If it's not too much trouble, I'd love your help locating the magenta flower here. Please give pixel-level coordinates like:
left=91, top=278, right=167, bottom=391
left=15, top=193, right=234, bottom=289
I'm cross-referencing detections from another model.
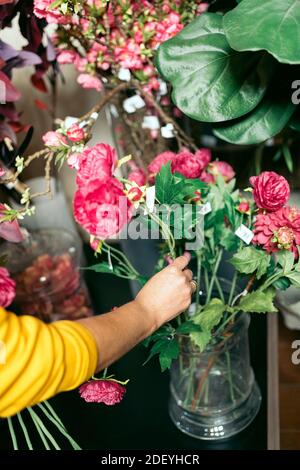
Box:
left=250, top=171, right=290, bottom=212
left=66, top=124, right=85, bottom=143
left=79, top=379, right=126, bottom=405
left=128, top=168, right=146, bottom=186
left=171, top=150, right=207, bottom=179
left=0, top=267, right=16, bottom=308
left=76, top=143, right=117, bottom=186
left=147, top=151, right=176, bottom=182
left=77, top=73, right=103, bottom=92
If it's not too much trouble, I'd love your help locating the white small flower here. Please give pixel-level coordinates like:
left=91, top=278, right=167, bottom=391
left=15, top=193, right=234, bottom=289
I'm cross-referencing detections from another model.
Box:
left=20, top=188, right=30, bottom=205
left=15, top=156, right=24, bottom=173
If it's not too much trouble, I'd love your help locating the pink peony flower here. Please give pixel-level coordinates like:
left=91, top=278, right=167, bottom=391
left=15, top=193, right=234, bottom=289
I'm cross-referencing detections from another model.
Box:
left=209, top=161, right=235, bottom=182
left=67, top=152, right=81, bottom=170
left=128, top=168, right=146, bottom=186
left=0, top=205, right=24, bottom=243
left=253, top=206, right=300, bottom=257
left=57, top=50, right=77, bottom=64
left=73, top=177, right=132, bottom=239
left=147, top=151, right=176, bottom=183
left=250, top=171, right=290, bottom=212
left=0, top=267, right=16, bottom=308
left=195, top=148, right=211, bottom=168
left=171, top=150, right=207, bottom=179
left=77, top=74, right=103, bottom=92
left=66, top=124, right=85, bottom=143
left=79, top=379, right=126, bottom=405
left=76, top=144, right=117, bottom=186
left=42, top=131, right=67, bottom=148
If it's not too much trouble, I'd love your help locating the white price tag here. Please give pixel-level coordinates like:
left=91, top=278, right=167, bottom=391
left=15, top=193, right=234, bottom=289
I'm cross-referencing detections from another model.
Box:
left=145, top=186, right=156, bottom=213
left=158, top=79, right=168, bottom=96
left=235, top=224, right=254, bottom=245
left=118, top=68, right=131, bottom=82
left=161, top=123, right=174, bottom=138
left=199, top=202, right=212, bottom=215
left=142, top=116, right=160, bottom=130
left=123, top=95, right=145, bottom=114
left=64, top=116, right=78, bottom=129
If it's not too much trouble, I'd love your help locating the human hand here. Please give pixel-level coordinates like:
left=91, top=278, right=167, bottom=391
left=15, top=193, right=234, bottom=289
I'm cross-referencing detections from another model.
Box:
left=135, top=254, right=195, bottom=331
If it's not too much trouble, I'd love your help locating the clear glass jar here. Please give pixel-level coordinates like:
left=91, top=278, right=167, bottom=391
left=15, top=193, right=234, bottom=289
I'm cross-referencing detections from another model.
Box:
left=1, top=228, right=93, bottom=322
left=169, top=282, right=262, bottom=440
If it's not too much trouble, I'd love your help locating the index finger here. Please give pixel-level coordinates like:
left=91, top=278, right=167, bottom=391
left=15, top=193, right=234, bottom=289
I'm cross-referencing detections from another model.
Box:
left=172, top=253, right=191, bottom=271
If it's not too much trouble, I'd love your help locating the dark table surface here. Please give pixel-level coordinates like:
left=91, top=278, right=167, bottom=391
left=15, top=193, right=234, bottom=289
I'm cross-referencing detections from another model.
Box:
left=0, top=246, right=267, bottom=450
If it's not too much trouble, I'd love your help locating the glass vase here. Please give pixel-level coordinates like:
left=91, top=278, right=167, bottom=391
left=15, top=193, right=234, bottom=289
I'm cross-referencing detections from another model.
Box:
left=169, top=312, right=261, bottom=440
left=1, top=228, right=93, bottom=322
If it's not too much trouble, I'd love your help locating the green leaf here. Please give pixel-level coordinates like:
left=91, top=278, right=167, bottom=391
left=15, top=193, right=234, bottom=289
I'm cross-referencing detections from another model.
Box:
left=176, top=321, right=202, bottom=334
left=159, top=339, right=180, bottom=372
left=273, top=277, right=292, bottom=291
left=223, top=0, right=300, bottom=65
left=229, top=246, right=271, bottom=279
left=286, top=271, right=300, bottom=288
left=275, top=250, right=295, bottom=274
left=282, top=144, right=294, bottom=173
left=190, top=330, right=212, bottom=352
left=85, top=262, right=123, bottom=277
left=155, top=161, right=173, bottom=204
left=192, top=298, right=226, bottom=331
left=143, top=324, right=174, bottom=348
left=213, top=76, right=296, bottom=144
left=156, top=13, right=274, bottom=123
left=220, top=229, right=240, bottom=252
left=237, top=288, right=277, bottom=313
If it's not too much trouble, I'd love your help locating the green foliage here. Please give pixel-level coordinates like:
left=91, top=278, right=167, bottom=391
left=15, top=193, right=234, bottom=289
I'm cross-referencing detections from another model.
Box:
left=229, top=246, right=271, bottom=279
left=157, top=3, right=300, bottom=144
left=236, top=288, right=277, bottom=313
left=155, top=162, right=206, bottom=205
left=190, top=299, right=227, bottom=351
left=275, top=251, right=295, bottom=274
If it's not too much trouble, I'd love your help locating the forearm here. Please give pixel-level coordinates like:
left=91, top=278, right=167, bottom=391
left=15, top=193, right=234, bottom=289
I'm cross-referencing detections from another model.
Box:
left=77, top=300, right=155, bottom=372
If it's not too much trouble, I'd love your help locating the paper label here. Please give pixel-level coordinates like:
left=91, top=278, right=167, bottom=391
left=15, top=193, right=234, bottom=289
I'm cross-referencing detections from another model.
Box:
left=199, top=202, right=212, bottom=215
left=161, top=123, right=174, bottom=138
left=158, top=79, right=168, bottom=96
left=142, top=116, right=160, bottom=130
left=235, top=224, right=254, bottom=245
left=146, top=186, right=156, bottom=213
left=64, top=116, right=78, bottom=129
left=123, top=95, right=145, bottom=114
left=118, top=68, right=131, bottom=82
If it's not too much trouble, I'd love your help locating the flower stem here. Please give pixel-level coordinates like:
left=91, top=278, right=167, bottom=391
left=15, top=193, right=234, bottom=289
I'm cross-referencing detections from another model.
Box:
left=195, top=251, right=202, bottom=312
left=206, top=249, right=223, bottom=304
left=17, top=412, right=33, bottom=450
left=7, top=417, right=18, bottom=450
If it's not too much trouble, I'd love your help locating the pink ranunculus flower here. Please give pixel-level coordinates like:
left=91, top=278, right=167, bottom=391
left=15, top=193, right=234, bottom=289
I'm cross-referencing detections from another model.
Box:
left=250, top=171, right=290, bottom=212
left=209, top=161, right=235, bottom=182
left=57, top=50, right=77, bottom=64
left=67, top=152, right=81, bottom=170
left=79, top=379, right=126, bottom=405
left=0, top=267, right=16, bottom=308
left=171, top=150, right=207, bottom=179
left=0, top=204, right=24, bottom=243
left=253, top=206, right=300, bottom=257
left=147, top=151, right=176, bottom=183
left=73, top=177, right=132, bottom=239
left=77, top=73, right=103, bottom=92
left=42, top=131, right=67, bottom=148
left=128, top=168, right=146, bottom=186
left=76, top=144, right=117, bottom=186
left=66, top=124, right=85, bottom=143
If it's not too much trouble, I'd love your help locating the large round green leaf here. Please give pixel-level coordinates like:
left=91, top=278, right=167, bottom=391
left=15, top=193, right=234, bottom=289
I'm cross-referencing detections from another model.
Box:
left=223, top=0, right=300, bottom=64
left=213, top=79, right=297, bottom=144
left=156, top=13, right=274, bottom=123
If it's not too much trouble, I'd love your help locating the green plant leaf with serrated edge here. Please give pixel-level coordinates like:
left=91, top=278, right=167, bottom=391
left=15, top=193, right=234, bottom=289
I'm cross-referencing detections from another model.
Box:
left=156, top=13, right=274, bottom=123
left=275, top=251, right=295, bottom=274
left=192, top=298, right=226, bottom=331
left=190, top=330, right=212, bottom=352
left=223, top=0, right=300, bottom=65
left=229, top=246, right=271, bottom=279
left=176, top=321, right=202, bottom=335
left=236, top=288, right=277, bottom=313
left=286, top=271, right=300, bottom=288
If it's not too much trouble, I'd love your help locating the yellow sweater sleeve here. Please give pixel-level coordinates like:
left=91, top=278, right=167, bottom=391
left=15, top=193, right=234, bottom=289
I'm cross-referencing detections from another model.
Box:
left=0, top=307, right=98, bottom=417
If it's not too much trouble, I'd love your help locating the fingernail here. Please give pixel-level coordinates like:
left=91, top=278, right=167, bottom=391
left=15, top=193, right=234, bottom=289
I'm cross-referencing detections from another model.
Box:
left=183, top=251, right=191, bottom=261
